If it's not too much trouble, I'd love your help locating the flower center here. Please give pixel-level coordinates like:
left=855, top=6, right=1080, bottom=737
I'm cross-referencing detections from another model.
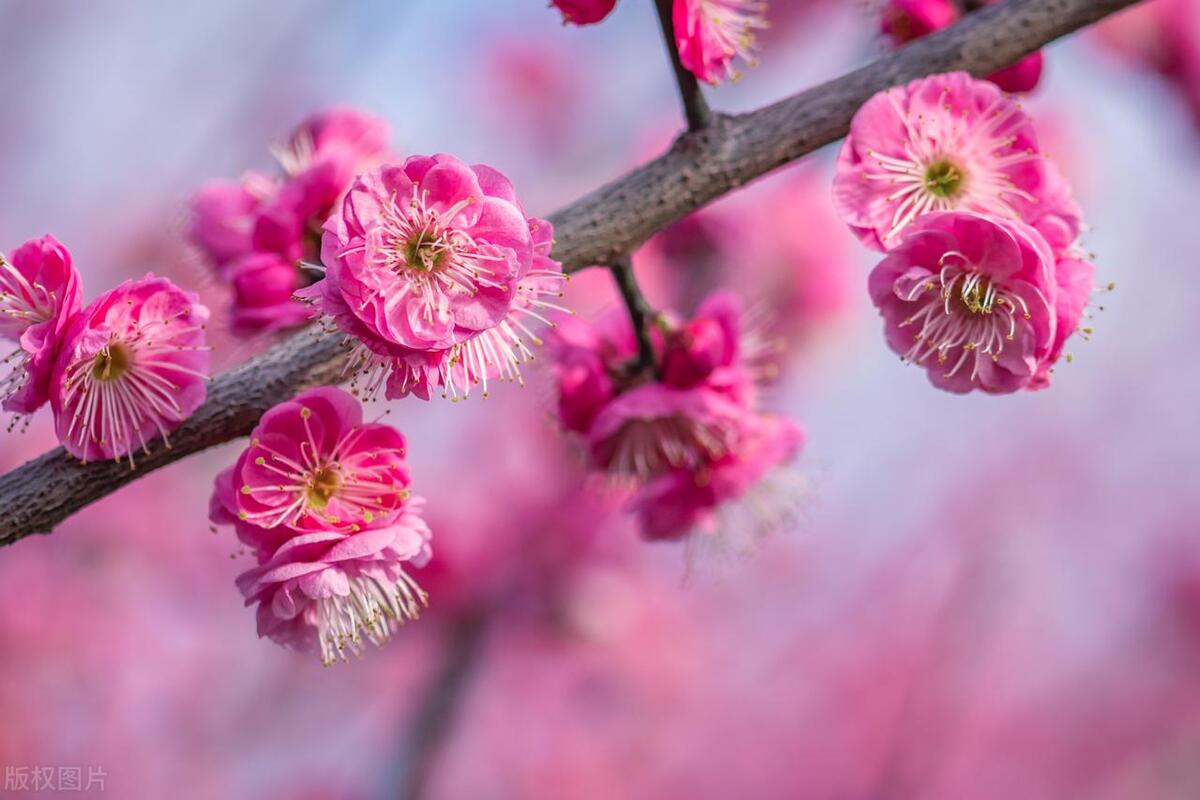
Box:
left=923, top=159, right=965, bottom=199
left=956, top=272, right=997, bottom=315
left=91, top=344, right=131, bottom=382
left=402, top=232, right=447, bottom=272
left=306, top=466, right=341, bottom=511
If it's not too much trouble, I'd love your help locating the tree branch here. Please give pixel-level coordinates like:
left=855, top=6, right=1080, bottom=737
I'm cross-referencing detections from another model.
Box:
left=0, top=0, right=1144, bottom=546
left=654, top=0, right=712, bottom=131
left=609, top=257, right=661, bottom=377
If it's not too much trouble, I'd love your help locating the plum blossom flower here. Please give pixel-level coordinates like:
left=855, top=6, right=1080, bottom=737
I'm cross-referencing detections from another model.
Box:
left=0, top=235, right=83, bottom=415
left=300, top=154, right=564, bottom=401
left=210, top=387, right=431, bottom=665
left=551, top=0, right=618, bottom=25
left=880, top=1, right=1044, bottom=93
left=833, top=72, right=1080, bottom=252
left=188, top=107, right=393, bottom=333
left=549, top=289, right=804, bottom=543
left=51, top=275, right=209, bottom=462
left=867, top=211, right=1093, bottom=394
left=673, top=0, right=768, bottom=85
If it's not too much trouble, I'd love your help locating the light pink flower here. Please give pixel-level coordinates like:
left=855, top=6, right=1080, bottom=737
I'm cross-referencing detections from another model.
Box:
left=187, top=171, right=276, bottom=273
left=51, top=275, right=209, bottom=461
left=227, top=387, right=413, bottom=536
left=868, top=211, right=1061, bottom=394
left=551, top=0, right=618, bottom=25
left=833, top=72, right=1078, bottom=252
left=631, top=413, right=804, bottom=542
left=674, top=0, right=768, bottom=85
left=301, top=155, right=564, bottom=401
left=235, top=507, right=431, bottom=665
left=0, top=235, right=83, bottom=414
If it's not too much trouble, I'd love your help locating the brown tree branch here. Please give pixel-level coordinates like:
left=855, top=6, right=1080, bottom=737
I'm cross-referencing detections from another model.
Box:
left=609, top=257, right=661, bottom=377
left=0, top=0, right=1143, bottom=546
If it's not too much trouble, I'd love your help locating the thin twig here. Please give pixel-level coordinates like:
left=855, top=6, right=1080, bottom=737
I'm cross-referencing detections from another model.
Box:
left=654, top=0, right=712, bottom=131
left=609, top=257, right=661, bottom=377
left=0, top=0, right=1145, bottom=545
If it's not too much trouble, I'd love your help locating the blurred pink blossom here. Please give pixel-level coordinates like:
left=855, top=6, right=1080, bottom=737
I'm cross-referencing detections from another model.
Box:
left=674, top=0, right=768, bottom=85
left=550, top=0, right=618, bottom=25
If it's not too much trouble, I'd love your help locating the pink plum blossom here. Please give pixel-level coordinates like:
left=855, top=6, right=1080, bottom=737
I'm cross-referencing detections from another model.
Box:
left=880, top=1, right=1045, bottom=93
left=300, top=154, right=564, bottom=401
left=210, top=387, right=431, bottom=665
left=673, top=0, right=768, bottom=85
left=833, top=72, right=1080, bottom=252
left=188, top=107, right=393, bottom=333
left=549, top=289, right=804, bottom=543
left=50, top=275, right=209, bottom=461
left=225, top=387, right=413, bottom=538
left=868, top=211, right=1068, bottom=394
left=0, top=235, right=83, bottom=414
left=551, top=0, right=618, bottom=25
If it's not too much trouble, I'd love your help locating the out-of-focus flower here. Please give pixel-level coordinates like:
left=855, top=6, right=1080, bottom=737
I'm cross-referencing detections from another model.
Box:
left=673, top=0, right=768, bottom=85
left=51, top=275, right=209, bottom=461
left=210, top=387, right=431, bottom=665
left=0, top=235, right=83, bottom=414
left=300, top=154, right=564, bottom=401
left=880, top=0, right=1045, bottom=93
left=188, top=107, right=394, bottom=333
left=551, top=0, right=618, bottom=25
left=1094, top=0, right=1200, bottom=127
left=867, top=211, right=1082, bottom=394
left=833, top=72, right=1080, bottom=252
left=549, top=289, right=804, bottom=543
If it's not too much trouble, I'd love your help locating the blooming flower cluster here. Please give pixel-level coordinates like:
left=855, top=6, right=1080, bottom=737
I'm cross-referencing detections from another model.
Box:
left=549, top=289, right=804, bottom=544
left=551, top=0, right=767, bottom=85
left=209, top=387, right=431, bottom=665
left=1, top=236, right=209, bottom=460
left=299, top=153, right=565, bottom=402
left=834, top=72, right=1095, bottom=394
left=880, top=0, right=1045, bottom=93
left=188, top=107, right=394, bottom=333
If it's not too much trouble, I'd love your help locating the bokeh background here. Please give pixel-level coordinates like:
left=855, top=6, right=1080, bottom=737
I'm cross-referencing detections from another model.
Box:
left=2, top=1, right=1199, bottom=798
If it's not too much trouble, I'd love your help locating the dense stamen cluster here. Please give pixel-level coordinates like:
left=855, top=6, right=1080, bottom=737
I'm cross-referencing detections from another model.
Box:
left=0, top=256, right=58, bottom=329
left=60, top=311, right=209, bottom=464
left=898, top=253, right=1035, bottom=381
left=862, top=93, right=1038, bottom=242
left=238, top=406, right=408, bottom=530
left=315, top=569, right=427, bottom=666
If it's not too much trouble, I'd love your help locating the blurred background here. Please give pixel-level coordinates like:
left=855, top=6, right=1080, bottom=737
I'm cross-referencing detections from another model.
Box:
left=2, top=1, right=1199, bottom=798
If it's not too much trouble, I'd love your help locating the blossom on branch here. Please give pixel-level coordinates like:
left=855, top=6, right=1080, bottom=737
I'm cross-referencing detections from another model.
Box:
left=188, top=107, right=394, bottom=333
left=299, top=154, right=565, bottom=401
left=868, top=211, right=1093, bottom=394
left=209, top=387, right=431, bottom=665
left=674, top=0, right=768, bottom=85
left=833, top=72, right=1082, bottom=253
left=51, top=275, right=210, bottom=462
left=0, top=235, right=83, bottom=415
left=550, top=289, right=804, bottom=544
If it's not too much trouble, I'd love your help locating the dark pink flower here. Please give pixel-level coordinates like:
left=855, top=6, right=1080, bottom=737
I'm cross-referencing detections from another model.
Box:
left=228, top=387, right=412, bottom=536
left=868, top=211, right=1061, bottom=394
left=674, top=0, right=768, bottom=85
left=51, top=275, right=209, bottom=462
left=551, top=0, right=618, bottom=25
left=549, top=290, right=803, bottom=543
left=301, top=155, right=564, bottom=401
left=188, top=107, right=394, bottom=333
left=880, top=1, right=1045, bottom=93
left=631, top=414, right=804, bottom=542
left=210, top=387, right=431, bottom=665
left=833, top=72, right=1080, bottom=252
left=0, top=235, right=83, bottom=414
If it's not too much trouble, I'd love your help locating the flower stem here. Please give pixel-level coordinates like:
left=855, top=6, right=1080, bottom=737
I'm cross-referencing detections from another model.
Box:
left=609, top=257, right=661, bottom=378
left=654, top=0, right=712, bottom=131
